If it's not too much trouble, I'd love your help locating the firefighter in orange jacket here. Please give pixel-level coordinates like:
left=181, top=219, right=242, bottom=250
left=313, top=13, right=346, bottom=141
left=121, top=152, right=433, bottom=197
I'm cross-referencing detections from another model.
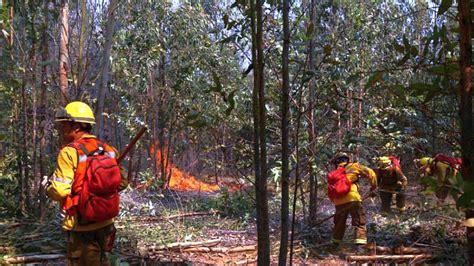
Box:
left=375, top=156, right=408, bottom=215
left=45, top=101, right=128, bottom=266
left=330, top=153, right=377, bottom=246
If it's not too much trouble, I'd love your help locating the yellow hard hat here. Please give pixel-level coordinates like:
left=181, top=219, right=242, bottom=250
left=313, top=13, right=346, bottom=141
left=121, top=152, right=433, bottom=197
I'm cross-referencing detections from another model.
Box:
left=418, top=157, right=432, bottom=167
left=376, top=156, right=391, bottom=168
left=55, top=101, right=95, bottom=124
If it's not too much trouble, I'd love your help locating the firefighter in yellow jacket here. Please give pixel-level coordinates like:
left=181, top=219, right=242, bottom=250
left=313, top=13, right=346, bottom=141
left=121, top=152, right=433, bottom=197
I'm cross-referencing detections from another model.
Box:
left=45, top=101, right=128, bottom=266
left=375, top=156, right=408, bottom=215
left=414, top=156, right=460, bottom=204
left=330, top=153, right=377, bottom=245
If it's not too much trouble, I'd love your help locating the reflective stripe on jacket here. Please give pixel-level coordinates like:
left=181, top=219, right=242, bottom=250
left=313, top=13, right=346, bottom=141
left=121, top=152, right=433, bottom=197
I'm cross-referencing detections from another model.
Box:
left=46, top=134, right=128, bottom=231
left=331, top=162, right=377, bottom=206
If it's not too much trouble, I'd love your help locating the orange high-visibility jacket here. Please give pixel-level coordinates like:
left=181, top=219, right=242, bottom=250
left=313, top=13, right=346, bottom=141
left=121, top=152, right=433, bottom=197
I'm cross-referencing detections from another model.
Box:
left=46, top=134, right=128, bottom=231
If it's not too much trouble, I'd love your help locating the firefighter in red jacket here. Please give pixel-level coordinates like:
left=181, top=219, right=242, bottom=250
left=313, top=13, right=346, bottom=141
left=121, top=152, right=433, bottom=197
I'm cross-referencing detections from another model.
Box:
left=329, top=153, right=377, bottom=246
left=45, top=101, right=128, bottom=266
left=374, top=156, right=408, bottom=215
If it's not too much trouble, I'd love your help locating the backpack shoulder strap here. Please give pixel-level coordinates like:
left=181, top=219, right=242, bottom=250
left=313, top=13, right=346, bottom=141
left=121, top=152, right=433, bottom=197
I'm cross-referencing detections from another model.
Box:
left=68, top=138, right=100, bottom=156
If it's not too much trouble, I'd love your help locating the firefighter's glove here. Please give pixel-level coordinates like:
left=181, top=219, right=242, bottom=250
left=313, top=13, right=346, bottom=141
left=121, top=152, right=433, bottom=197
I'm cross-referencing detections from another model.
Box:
left=41, top=175, right=51, bottom=188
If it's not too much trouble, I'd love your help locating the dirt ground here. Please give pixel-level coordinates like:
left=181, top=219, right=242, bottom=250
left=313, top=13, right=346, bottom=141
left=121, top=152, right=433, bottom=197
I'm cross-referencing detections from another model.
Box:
left=0, top=182, right=468, bottom=265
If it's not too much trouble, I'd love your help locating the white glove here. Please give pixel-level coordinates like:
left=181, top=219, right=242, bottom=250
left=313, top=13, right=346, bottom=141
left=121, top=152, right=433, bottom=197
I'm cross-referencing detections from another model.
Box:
left=41, top=175, right=51, bottom=188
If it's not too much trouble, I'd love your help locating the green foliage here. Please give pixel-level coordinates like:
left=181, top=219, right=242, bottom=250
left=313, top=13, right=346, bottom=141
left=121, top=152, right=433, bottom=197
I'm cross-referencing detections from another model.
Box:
left=191, top=189, right=254, bottom=220
left=457, top=181, right=474, bottom=209
left=437, top=0, right=453, bottom=16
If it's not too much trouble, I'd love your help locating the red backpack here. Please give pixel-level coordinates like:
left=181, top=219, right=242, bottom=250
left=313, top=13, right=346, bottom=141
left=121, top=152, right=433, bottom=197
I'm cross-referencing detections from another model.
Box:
left=433, top=154, right=462, bottom=170
left=327, top=166, right=352, bottom=199
left=67, top=138, right=122, bottom=224
left=388, top=156, right=401, bottom=169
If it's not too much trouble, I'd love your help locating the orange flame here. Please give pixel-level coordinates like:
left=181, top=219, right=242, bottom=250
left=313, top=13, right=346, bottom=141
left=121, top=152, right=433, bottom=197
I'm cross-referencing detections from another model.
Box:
left=150, top=142, right=220, bottom=192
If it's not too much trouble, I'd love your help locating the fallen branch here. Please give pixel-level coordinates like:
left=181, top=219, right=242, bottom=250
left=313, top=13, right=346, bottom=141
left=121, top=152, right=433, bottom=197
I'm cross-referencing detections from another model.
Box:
left=0, top=246, right=15, bottom=253
left=346, top=254, right=433, bottom=262
left=366, top=245, right=435, bottom=254
left=181, top=245, right=256, bottom=253
left=149, top=239, right=221, bottom=251
left=3, top=254, right=65, bottom=264
left=164, top=211, right=221, bottom=220
left=121, top=211, right=221, bottom=223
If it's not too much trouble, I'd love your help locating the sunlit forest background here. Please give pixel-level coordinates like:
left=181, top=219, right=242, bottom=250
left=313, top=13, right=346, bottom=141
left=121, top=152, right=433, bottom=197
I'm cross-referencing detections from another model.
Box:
left=0, top=0, right=473, bottom=264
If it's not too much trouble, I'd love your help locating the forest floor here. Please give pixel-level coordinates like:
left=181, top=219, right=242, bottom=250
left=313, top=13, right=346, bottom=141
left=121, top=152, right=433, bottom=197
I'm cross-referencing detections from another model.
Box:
left=0, top=181, right=468, bottom=265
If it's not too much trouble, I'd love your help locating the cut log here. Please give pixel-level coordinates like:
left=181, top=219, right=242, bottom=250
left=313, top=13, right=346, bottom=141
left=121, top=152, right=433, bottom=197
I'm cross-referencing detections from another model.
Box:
left=346, top=254, right=433, bottom=262
left=164, top=211, right=221, bottom=220
left=3, top=254, right=65, bottom=264
left=121, top=211, right=221, bottom=223
left=365, top=245, right=434, bottom=254
left=149, top=239, right=221, bottom=251
left=181, top=245, right=256, bottom=253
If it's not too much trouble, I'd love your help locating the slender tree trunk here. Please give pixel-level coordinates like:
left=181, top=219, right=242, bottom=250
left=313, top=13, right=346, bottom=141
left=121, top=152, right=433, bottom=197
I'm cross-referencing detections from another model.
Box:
left=8, top=0, right=13, bottom=46
left=58, top=0, right=69, bottom=104
left=458, top=0, right=473, bottom=264
left=307, top=0, right=318, bottom=227
left=28, top=2, right=39, bottom=214
left=278, top=0, right=290, bottom=264
left=256, top=0, right=270, bottom=263
left=290, top=109, right=303, bottom=264
left=38, top=0, right=50, bottom=221
left=95, top=0, right=117, bottom=138
left=250, top=0, right=270, bottom=264
left=76, top=0, right=87, bottom=96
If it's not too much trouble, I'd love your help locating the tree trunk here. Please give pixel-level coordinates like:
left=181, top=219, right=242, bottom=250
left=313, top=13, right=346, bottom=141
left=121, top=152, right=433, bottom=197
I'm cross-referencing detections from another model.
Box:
left=278, top=0, right=290, bottom=264
left=8, top=0, right=13, bottom=46
left=306, top=0, right=318, bottom=227
left=58, top=0, right=69, bottom=104
left=458, top=0, right=473, bottom=264
left=250, top=0, right=270, bottom=264
left=76, top=0, right=87, bottom=97
left=95, top=0, right=118, bottom=138
left=38, top=0, right=50, bottom=221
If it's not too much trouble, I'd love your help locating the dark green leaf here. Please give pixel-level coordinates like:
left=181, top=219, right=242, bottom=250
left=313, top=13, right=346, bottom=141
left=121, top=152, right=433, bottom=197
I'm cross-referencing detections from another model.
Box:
left=185, top=110, right=200, bottom=120
left=365, top=72, right=383, bottom=89
left=393, top=42, right=405, bottom=53
left=457, top=182, right=474, bottom=209
left=437, top=0, right=453, bottom=16
left=410, top=46, right=418, bottom=57
left=210, top=72, right=222, bottom=93
left=346, top=74, right=360, bottom=84
left=420, top=176, right=438, bottom=193
left=323, top=44, right=332, bottom=55
left=402, top=35, right=410, bottom=48
left=397, top=53, right=410, bottom=66
left=423, top=90, right=438, bottom=103
left=223, top=14, right=229, bottom=26
left=225, top=90, right=237, bottom=116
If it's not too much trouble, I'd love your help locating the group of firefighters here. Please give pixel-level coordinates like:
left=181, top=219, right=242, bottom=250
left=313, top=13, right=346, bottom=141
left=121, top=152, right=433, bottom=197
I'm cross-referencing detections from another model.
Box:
left=45, top=101, right=462, bottom=263
left=328, top=152, right=462, bottom=248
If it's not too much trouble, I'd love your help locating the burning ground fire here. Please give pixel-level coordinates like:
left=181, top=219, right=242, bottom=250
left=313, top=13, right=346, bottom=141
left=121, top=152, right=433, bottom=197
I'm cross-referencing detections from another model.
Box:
left=149, top=142, right=220, bottom=192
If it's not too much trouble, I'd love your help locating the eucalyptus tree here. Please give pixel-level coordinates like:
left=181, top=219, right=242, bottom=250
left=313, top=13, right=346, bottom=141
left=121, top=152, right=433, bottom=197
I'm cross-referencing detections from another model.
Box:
left=95, top=0, right=118, bottom=139
left=112, top=1, right=247, bottom=187
left=279, top=0, right=290, bottom=264
left=58, top=0, right=69, bottom=104
left=457, top=0, right=472, bottom=263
